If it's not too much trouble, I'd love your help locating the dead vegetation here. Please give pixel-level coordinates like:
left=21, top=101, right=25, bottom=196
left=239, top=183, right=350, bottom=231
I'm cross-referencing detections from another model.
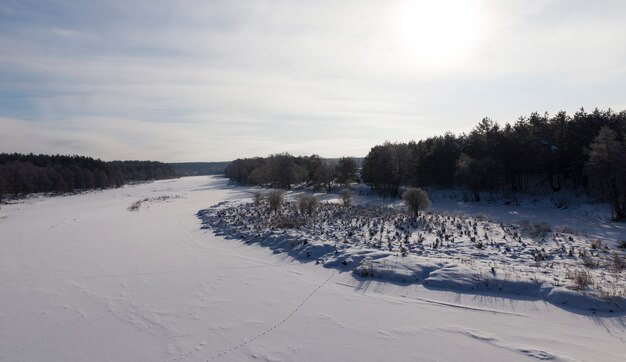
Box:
left=297, top=194, right=320, bottom=216
left=266, top=190, right=285, bottom=214
left=568, top=269, right=593, bottom=290
left=203, top=198, right=626, bottom=302
left=127, top=195, right=181, bottom=212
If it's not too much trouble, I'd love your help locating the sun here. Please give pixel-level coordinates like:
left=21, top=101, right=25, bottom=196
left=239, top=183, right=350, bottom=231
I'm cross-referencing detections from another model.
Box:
left=386, top=0, right=489, bottom=71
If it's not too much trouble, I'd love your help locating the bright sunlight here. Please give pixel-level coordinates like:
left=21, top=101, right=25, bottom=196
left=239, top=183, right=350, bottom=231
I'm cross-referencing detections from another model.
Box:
left=386, top=0, right=490, bottom=71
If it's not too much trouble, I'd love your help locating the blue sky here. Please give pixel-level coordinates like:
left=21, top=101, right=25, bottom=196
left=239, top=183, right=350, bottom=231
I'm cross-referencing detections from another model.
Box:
left=1, top=0, right=625, bottom=161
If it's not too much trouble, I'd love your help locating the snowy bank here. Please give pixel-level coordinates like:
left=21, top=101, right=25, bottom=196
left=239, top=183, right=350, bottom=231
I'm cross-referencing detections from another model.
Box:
left=198, top=199, right=626, bottom=313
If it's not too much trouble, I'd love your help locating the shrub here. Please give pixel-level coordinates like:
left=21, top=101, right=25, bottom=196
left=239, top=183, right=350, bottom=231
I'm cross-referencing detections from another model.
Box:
left=521, top=220, right=551, bottom=238
left=568, top=269, right=593, bottom=290
left=591, top=239, right=603, bottom=250
left=252, top=191, right=263, bottom=206
left=271, top=216, right=304, bottom=229
left=298, top=194, right=320, bottom=216
left=340, top=189, right=352, bottom=207
left=402, top=187, right=431, bottom=218
left=266, top=190, right=285, bottom=214
left=554, top=225, right=579, bottom=235
left=128, top=198, right=148, bottom=212
left=581, top=255, right=598, bottom=268
left=128, top=200, right=142, bottom=211
left=531, top=221, right=551, bottom=238
left=609, top=252, right=625, bottom=273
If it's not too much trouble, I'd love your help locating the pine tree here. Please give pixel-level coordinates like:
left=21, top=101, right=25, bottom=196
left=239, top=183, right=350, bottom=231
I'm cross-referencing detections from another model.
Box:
left=586, top=126, right=626, bottom=220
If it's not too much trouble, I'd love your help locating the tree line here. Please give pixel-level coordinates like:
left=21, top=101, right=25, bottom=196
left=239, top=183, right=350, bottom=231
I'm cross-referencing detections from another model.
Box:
left=225, top=153, right=358, bottom=191
left=0, top=153, right=176, bottom=201
left=226, top=108, right=626, bottom=221
left=169, top=162, right=229, bottom=176
left=361, top=108, right=626, bottom=220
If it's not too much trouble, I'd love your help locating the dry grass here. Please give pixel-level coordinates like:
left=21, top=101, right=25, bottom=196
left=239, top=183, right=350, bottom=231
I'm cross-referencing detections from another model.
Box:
left=591, top=239, right=604, bottom=250
left=568, top=269, right=593, bottom=290
left=271, top=216, right=304, bottom=229
left=127, top=195, right=180, bottom=212
left=609, top=252, right=625, bottom=273
left=582, top=256, right=598, bottom=269
left=554, top=225, right=581, bottom=235
left=519, top=220, right=551, bottom=238
left=128, top=198, right=148, bottom=211
left=253, top=192, right=263, bottom=206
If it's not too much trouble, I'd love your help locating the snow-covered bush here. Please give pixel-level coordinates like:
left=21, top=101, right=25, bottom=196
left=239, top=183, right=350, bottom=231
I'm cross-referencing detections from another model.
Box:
left=266, top=190, right=285, bottom=214
left=569, top=269, right=593, bottom=290
left=253, top=191, right=263, bottom=206
left=340, top=189, right=352, bottom=207
left=402, top=187, right=431, bottom=218
left=297, top=194, right=320, bottom=216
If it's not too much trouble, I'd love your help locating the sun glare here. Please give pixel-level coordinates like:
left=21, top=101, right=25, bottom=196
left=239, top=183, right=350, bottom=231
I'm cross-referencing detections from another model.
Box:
left=386, top=0, right=489, bottom=71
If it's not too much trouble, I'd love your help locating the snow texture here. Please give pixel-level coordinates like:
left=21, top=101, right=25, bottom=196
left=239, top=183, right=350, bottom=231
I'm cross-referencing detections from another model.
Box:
left=1, top=176, right=625, bottom=361
left=200, top=197, right=625, bottom=313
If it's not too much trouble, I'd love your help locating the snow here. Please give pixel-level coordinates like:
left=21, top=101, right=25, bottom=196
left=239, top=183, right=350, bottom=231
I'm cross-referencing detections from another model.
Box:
left=1, top=176, right=625, bottom=361
left=427, top=190, right=626, bottom=244
left=201, top=197, right=625, bottom=312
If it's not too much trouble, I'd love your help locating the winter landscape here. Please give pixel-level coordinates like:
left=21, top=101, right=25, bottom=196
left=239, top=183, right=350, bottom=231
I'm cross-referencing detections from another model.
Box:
left=0, top=176, right=625, bottom=361
left=3, top=1, right=626, bottom=361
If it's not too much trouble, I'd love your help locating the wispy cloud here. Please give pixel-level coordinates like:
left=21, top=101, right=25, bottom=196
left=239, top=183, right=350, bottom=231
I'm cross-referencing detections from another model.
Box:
left=1, top=0, right=625, bottom=161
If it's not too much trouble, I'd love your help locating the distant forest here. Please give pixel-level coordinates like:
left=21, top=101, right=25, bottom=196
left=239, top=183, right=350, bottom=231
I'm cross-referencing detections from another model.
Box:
left=226, top=155, right=360, bottom=191
left=0, top=153, right=176, bottom=200
left=170, top=162, right=229, bottom=176
left=226, top=108, right=626, bottom=220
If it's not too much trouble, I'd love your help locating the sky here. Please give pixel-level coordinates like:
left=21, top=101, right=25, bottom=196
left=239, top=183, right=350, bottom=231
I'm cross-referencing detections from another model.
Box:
left=1, top=0, right=625, bottom=162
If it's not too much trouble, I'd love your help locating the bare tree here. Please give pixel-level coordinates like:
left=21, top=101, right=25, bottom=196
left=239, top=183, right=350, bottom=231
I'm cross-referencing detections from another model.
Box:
left=402, top=187, right=431, bottom=218
left=297, top=194, right=320, bottom=216
left=266, top=190, right=285, bottom=214
left=340, top=189, right=352, bottom=207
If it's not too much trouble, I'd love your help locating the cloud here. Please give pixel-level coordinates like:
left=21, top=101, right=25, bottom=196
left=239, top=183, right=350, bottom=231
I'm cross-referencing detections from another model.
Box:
left=1, top=0, right=626, bottom=161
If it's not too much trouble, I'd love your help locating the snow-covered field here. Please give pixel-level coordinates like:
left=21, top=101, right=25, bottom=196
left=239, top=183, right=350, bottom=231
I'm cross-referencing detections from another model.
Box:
left=1, top=176, right=625, bottom=361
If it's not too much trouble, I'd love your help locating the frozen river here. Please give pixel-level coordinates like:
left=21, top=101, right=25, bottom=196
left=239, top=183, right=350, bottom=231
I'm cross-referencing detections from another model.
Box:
left=1, top=176, right=624, bottom=361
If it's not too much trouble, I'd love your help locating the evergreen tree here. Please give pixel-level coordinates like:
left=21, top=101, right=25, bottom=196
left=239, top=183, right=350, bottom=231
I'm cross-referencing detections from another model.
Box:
left=586, top=126, right=626, bottom=220
left=335, top=157, right=357, bottom=185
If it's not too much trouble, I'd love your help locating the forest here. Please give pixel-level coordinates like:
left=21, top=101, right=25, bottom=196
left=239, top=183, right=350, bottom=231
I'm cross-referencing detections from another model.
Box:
left=0, top=153, right=176, bottom=200
left=226, top=108, right=626, bottom=220
left=170, top=162, right=230, bottom=176
left=225, top=155, right=359, bottom=191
